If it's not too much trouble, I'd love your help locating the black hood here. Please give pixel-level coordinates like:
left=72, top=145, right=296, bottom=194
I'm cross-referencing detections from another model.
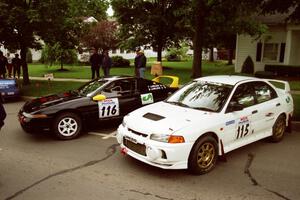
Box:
left=22, top=91, right=83, bottom=113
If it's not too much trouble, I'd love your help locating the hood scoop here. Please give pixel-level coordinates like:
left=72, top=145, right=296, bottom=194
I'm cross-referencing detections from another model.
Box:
left=143, top=113, right=165, bottom=121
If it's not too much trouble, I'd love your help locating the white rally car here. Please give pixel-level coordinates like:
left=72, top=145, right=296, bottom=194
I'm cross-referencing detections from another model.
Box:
left=116, top=75, right=294, bottom=174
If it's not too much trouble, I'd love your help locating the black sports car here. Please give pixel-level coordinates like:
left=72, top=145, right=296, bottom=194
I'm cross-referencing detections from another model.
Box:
left=18, top=75, right=179, bottom=140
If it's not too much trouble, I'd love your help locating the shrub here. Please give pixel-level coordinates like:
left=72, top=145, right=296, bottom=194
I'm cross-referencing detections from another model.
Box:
left=111, top=56, right=130, bottom=67
left=166, top=53, right=181, bottom=61
left=40, top=43, right=78, bottom=65
left=241, top=56, right=254, bottom=74
left=165, top=43, right=190, bottom=62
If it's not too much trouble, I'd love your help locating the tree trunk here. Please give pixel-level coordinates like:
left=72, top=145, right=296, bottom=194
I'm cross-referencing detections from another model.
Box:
left=60, top=54, right=64, bottom=70
left=20, top=46, right=30, bottom=85
left=227, top=48, right=234, bottom=65
left=209, top=47, right=214, bottom=62
left=192, top=0, right=206, bottom=78
left=157, top=45, right=162, bottom=62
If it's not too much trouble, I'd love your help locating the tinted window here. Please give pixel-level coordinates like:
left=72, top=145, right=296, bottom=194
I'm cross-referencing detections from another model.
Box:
left=231, top=83, right=255, bottom=108
left=103, top=79, right=136, bottom=97
left=78, top=79, right=108, bottom=96
left=167, top=81, right=233, bottom=112
left=254, top=82, right=277, bottom=104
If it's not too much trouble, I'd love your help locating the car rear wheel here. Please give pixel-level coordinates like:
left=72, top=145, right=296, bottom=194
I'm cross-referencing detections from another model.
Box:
left=53, top=112, right=82, bottom=140
left=270, top=115, right=286, bottom=143
left=188, top=136, right=218, bottom=175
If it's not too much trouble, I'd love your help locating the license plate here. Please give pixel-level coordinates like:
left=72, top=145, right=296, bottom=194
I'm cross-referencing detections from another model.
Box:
left=7, top=92, right=14, bottom=95
left=124, top=136, right=137, bottom=144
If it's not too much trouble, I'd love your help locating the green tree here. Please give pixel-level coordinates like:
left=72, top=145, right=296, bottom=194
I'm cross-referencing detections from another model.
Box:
left=111, top=0, right=190, bottom=62
left=0, top=0, right=108, bottom=84
left=262, top=0, right=300, bottom=21
left=40, top=43, right=78, bottom=69
left=189, top=0, right=265, bottom=78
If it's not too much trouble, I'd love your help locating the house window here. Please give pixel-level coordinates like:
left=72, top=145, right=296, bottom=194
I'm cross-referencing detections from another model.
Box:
left=263, top=43, right=279, bottom=62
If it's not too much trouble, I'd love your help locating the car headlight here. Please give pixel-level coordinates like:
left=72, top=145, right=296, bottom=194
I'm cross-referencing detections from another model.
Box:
left=23, top=112, right=48, bottom=119
left=150, top=134, right=185, bottom=143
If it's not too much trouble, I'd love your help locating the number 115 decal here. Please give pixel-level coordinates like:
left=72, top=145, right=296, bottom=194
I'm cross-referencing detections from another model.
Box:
left=236, top=116, right=251, bottom=139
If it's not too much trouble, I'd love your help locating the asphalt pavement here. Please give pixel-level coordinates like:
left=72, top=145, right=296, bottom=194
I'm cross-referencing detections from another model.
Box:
left=0, top=101, right=300, bottom=200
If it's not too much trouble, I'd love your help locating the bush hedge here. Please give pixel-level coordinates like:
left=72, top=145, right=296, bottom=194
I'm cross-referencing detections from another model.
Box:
left=255, top=65, right=300, bottom=78
left=111, top=56, right=130, bottom=67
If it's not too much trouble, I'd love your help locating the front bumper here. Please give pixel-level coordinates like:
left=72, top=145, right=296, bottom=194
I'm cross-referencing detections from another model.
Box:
left=117, top=125, right=193, bottom=169
left=18, top=111, right=52, bottom=132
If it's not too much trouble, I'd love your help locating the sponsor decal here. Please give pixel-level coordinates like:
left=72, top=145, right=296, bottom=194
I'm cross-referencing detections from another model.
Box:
left=286, top=96, right=291, bottom=103
left=225, top=120, right=235, bottom=126
left=148, top=84, right=166, bottom=91
left=98, top=98, right=119, bottom=118
left=236, top=116, right=251, bottom=139
left=141, top=93, right=154, bottom=105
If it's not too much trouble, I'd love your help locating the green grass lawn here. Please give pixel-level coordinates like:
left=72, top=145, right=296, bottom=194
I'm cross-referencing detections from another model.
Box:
left=28, top=60, right=234, bottom=84
left=19, top=80, right=83, bottom=97
left=292, top=94, right=300, bottom=120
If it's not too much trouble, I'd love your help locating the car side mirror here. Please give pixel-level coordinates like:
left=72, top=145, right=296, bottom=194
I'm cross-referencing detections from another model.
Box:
left=92, top=94, right=106, bottom=101
left=227, top=101, right=243, bottom=112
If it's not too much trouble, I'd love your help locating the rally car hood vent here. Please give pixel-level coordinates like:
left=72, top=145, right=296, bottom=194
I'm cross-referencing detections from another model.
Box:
left=143, top=113, right=165, bottom=121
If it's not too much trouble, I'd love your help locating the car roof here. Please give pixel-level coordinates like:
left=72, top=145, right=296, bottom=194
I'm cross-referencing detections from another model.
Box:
left=194, top=75, right=260, bottom=86
left=98, top=75, right=135, bottom=82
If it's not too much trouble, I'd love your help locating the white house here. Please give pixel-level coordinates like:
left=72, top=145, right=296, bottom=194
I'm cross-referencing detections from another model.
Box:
left=235, top=13, right=300, bottom=72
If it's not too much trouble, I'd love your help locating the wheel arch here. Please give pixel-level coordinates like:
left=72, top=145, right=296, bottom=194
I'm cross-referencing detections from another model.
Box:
left=189, top=131, right=220, bottom=157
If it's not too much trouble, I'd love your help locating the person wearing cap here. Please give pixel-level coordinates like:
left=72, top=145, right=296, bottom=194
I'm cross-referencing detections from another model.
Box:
left=134, top=49, right=147, bottom=78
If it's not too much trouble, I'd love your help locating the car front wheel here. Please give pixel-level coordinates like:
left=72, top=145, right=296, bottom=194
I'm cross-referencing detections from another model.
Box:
left=53, top=112, right=82, bottom=140
left=188, top=136, right=218, bottom=175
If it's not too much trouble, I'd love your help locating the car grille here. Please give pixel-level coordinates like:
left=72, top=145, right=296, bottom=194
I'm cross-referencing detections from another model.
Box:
left=128, top=128, right=148, bottom=137
left=123, top=138, right=146, bottom=156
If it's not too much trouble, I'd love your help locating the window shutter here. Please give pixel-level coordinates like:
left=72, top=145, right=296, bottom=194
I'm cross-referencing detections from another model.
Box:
left=279, top=43, right=285, bottom=63
left=256, top=42, right=262, bottom=62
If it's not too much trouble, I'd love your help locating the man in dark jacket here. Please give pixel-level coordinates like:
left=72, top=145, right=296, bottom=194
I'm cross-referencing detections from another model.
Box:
left=0, top=94, right=6, bottom=130
left=134, top=50, right=147, bottom=78
left=89, top=48, right=102, bottom=79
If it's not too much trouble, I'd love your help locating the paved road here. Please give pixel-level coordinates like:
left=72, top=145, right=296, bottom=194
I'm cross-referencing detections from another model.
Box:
left=0, top=101, right=300, bottom=200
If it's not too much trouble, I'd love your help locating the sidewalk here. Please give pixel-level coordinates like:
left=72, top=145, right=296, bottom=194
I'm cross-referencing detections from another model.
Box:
left=28, top=76, right=90, bottom=82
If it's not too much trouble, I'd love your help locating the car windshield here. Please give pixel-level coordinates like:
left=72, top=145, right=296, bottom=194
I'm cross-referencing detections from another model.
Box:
left=77, top=79, right=108, bottom=96
left=166, top=81, right=233, bottom=112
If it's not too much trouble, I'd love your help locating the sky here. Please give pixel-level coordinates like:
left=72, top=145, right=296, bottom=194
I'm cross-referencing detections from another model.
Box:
left=107, top=5, right=114, bottom=16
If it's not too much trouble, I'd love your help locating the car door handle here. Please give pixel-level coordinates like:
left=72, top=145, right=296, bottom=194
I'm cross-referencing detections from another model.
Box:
left=276, top=103, right=281, bottom=107
left=252, top=110, right=258, bottom=114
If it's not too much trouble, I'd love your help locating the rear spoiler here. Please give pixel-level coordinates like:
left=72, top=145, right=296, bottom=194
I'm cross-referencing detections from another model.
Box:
left=266, top=79, right=291, bottom=93
left=152, top=75, right=179, bottom=88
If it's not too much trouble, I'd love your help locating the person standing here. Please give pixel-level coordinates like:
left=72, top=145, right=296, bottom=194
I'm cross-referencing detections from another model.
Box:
left=0, top=51, right=7, bottom=79
left=0, top=93, right=6, bottom=131
left=102, top=50, right=112, bottom=77
left=89, top=48, right=102, bottom=79
left=12, top=54, right=22, bottom=79
left=6, top=53, right=13, bottom=78
left=134, top=50, right=147, bottom=78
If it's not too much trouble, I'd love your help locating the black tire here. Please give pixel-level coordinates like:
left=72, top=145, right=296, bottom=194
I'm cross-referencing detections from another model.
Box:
left=188, top=136, right=218, bottom=175
left=53, top=112, right=82, bottom=140
left=270, top=115, right=286, bottom=143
